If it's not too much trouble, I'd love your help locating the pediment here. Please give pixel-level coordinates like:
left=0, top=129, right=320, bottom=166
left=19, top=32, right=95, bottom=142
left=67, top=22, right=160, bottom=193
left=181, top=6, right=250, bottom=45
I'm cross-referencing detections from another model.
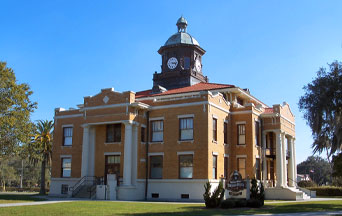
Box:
left=281, top=102, right=295, bottom=121
left=83, top=88, right=132, bottom=107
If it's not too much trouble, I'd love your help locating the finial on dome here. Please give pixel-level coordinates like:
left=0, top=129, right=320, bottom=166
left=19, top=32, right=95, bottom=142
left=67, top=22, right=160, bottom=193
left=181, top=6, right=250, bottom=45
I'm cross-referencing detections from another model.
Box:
left=176, top=16, right=187, bottom=33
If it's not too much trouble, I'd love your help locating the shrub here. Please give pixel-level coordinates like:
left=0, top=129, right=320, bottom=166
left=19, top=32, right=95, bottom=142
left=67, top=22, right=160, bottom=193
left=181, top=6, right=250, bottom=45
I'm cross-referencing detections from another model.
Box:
left=307, top=186, right=342, bottom=196
left=235, top=199, right=247, bottom=207
left=247, top=199, right=263, bottom=208
left=250, top=178, right=259, bottom=199
left=203, top=181, right=225, bottom=208
left=259, top=182, right=265, bottom=201
left=298, top=180, right=317, bottom=188
left=1, top=187, right=49, bottom=192
left=220, top=199, right=236, bottom=209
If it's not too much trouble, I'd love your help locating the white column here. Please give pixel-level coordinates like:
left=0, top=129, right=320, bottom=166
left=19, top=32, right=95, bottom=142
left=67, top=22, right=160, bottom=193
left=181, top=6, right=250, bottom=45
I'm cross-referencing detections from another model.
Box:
left=88, top=127, right=96, bottom=177
left=282, top=133, right=288, bottom=187
left=81, top=125, right=90, bottom=177
left=288, top=137, right=295, bottom=187
left=275, top=131, right=283, bottom=187
left=262, top=132, right=267, bottom=185
left=123, top=122, right=132, bottom=186
left=293, top=138, right=297, bottom=186
left=131, top=125, right=138, bottom=186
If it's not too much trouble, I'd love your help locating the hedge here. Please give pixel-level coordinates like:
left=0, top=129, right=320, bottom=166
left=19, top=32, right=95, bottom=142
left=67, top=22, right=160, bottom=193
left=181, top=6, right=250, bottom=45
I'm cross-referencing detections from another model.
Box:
left=307, top=186, right=342, bottom=196
left=0, top=187, right=49, bottom=193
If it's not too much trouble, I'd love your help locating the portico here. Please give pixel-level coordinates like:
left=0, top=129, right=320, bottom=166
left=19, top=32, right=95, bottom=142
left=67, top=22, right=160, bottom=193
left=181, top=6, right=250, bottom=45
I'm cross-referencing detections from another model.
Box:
left=262, top=129, right=296, bottom=188
left=80, top=120, right=139, bottom=187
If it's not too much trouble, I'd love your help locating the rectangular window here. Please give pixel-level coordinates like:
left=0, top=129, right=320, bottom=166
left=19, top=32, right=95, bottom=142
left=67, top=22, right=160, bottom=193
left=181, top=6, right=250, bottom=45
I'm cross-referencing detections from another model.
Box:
left=237, top=97, right=244, bottom=106
left=151, top=193, right=159, bottom=198
left=141, top=127, right=146, bottom=142
left=150, top=156, right=163, bottom=179
left=213, top=118, right=217, bottom=141
left=256, top=158, right=261, bottom=180
left=224, top=122, right=228, bottom=144
left=179, top=118, right=193, bottom=140
left=61, top=158, right=71, bottom=177
left=179, top=155, right=193, bottom=179
left=151, top=120, right=163, bottom=142
left=237, top=158, right=246, bottom=179
left=237, top=124, right=246, bottom=145
left=255, top=121, right=260, bottom=146
left=184, top=57, right=190, bottom=69
left=212, top=155, right=217, bottom=179
left=224, top=157, right=228, bottom=179
left=61, top=184, right=68, bottom=194
left=63, top=127, right=73, bottom=146
left=106, top=124, right=121, bottom=142
left=181, top=194, right=189, bottom=199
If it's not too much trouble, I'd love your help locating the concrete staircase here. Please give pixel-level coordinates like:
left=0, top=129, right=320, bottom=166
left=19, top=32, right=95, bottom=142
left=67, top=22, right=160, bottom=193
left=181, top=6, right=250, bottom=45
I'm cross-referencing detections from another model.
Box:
left=72, top=185, right=96, bottom=199
left=265, top=186, right=311, bottom=200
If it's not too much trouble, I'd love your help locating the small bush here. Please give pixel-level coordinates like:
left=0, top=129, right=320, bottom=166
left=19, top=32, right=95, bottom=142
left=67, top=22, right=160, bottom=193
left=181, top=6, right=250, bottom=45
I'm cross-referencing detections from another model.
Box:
left=247, top=199, right=263, bottom=208
left=307, top=186, right=342, bottom=196
left=235, top=199, right=247, bottom=207
left=203, top=181, right=225, bottom=208
left=298, top=180, right=317, bottom=188
left=220, top=199, right=236, bottom=209
left=250, top=178, right=259, bottom=199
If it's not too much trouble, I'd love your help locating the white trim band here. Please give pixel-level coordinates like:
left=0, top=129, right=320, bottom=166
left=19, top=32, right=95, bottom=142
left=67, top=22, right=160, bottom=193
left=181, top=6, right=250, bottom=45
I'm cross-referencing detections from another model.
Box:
left=148, top=152, right=164, bottom=156
left=104, top=152, right=121, bottom=156
left=177, top=151, right=194, bottom=155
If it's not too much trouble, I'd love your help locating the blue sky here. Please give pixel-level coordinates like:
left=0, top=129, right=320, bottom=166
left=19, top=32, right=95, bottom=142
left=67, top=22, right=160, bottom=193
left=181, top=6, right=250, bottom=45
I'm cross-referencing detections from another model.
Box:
left=1, top=0, right=341, bottom=164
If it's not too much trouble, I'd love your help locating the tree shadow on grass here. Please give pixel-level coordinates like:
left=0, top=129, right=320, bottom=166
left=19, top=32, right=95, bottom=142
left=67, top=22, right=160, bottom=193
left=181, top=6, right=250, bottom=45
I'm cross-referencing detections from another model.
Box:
left=120, top=202, right=342, bottom=216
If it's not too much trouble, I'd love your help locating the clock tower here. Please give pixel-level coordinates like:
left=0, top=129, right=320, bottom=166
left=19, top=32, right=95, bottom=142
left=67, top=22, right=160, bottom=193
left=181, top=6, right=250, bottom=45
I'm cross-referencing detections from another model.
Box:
left=153, top=17, right=208, bottom=91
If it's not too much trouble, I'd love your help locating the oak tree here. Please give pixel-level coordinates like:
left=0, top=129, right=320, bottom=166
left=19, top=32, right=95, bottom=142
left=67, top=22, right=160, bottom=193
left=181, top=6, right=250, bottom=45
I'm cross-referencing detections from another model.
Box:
left=0, top=62, right=37, bottom=155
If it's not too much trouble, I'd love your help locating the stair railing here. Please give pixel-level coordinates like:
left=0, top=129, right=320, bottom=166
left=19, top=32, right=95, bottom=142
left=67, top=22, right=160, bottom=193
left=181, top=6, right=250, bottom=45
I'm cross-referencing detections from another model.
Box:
left=70, top=176, right=96, bottom=197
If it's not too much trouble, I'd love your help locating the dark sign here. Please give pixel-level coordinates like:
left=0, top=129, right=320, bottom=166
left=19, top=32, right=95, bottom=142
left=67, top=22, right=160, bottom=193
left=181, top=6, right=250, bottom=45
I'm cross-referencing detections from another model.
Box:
left=226, top=170, right=246, bottom=196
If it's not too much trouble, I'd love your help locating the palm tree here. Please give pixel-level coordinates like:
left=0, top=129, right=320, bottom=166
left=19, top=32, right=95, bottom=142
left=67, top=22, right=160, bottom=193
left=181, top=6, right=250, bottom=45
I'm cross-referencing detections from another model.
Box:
left=29, top=120, right=53, bottom=195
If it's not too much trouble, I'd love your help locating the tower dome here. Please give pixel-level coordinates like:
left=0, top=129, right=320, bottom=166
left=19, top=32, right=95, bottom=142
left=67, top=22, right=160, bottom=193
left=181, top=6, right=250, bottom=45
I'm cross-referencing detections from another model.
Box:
left=164, top=16, right=200, bottom=46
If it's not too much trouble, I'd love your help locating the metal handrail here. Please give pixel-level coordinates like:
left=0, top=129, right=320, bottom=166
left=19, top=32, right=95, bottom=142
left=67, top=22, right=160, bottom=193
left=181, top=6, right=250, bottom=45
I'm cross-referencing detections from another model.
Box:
left=70, top=176, right=97, bottom=197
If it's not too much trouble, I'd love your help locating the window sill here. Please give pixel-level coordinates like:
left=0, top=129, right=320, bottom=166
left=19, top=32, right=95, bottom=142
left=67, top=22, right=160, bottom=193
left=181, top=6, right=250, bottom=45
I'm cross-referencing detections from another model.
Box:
left=237, top=144, right=246, bottom=147
left=62, top=145, right=72, bottom=148
left=141, top=142, right=147, bottom=144
left=104, top=142, right=121, bottom=145
left=149, top=142, right=164, bottom=145
left=177, top=140, right=194, bottom=144
left=212, top=140, right=217, bottom=144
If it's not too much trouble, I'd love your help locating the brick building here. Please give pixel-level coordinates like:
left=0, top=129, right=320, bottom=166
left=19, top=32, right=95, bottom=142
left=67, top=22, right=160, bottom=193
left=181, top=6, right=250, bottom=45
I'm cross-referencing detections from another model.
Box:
left=50, top=17, right=306, bottom=200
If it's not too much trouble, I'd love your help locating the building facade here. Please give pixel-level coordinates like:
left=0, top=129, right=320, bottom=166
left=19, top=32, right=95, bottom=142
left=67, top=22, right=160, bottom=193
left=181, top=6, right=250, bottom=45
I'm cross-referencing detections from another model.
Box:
left=50, top=17, right=305, bottom=201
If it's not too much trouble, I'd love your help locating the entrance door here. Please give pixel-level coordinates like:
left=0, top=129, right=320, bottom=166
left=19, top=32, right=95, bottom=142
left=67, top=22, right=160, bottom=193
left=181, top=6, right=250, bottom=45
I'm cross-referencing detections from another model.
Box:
left=105, top=155, right=120, bottom=185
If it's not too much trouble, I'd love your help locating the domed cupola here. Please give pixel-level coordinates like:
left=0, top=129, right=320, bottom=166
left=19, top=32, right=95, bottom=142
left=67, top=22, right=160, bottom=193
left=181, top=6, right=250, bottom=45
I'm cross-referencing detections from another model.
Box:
left=164, top=16, right=200, bottom=46
left=153, top=16, right=208, bottom=91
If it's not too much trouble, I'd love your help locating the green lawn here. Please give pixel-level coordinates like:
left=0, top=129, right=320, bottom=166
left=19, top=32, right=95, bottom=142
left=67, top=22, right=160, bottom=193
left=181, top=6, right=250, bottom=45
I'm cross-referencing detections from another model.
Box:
left=0, top=193, right=46, bottom=204
left=1, top=200, right=342, bottom=216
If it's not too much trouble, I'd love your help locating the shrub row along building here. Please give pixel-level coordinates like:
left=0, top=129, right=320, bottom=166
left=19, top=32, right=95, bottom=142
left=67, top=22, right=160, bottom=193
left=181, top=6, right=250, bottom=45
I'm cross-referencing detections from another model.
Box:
left=50, top=17, right=308, bottom=200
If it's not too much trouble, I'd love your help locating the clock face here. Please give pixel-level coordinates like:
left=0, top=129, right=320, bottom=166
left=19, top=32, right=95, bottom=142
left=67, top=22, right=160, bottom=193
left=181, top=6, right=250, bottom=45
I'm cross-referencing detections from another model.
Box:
left=195, top=59, right=201, bottom=72
left=167, top=57, right=178, bottom=69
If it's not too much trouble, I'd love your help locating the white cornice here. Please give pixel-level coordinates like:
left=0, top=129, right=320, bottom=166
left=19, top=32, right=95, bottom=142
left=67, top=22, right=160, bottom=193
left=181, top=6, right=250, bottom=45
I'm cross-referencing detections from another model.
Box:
left=55, top=114, right=83, bottom=119
left=230, top=110, right=260, bottom=116
left=135, top=91, right=201, bottom=102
